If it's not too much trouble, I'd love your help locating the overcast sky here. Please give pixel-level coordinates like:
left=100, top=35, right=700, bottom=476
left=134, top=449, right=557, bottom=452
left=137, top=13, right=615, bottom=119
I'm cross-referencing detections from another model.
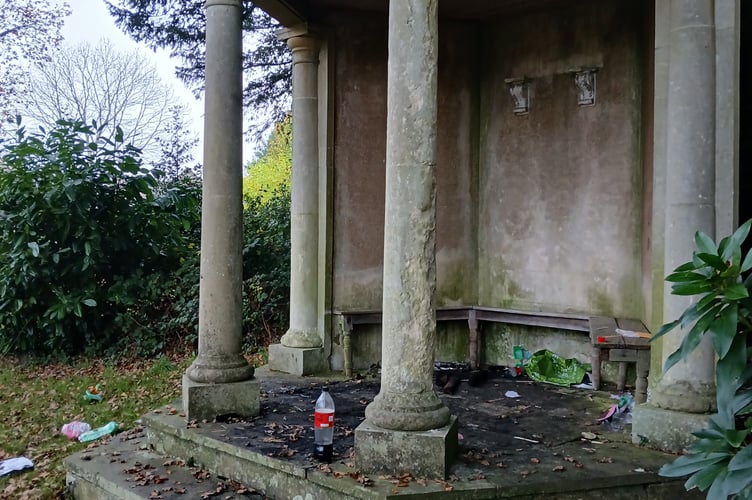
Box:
left=60, top=0, right=254, bottom=163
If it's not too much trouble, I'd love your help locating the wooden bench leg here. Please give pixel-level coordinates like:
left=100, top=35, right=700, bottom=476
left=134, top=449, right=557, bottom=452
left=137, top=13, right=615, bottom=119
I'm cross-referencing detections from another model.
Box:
left=635, top=350, right=650, bottom=404
left=617, top=361, right=628, bottom=391
left=468, top=310, right=479, bottom=371
left=591, top=346, right=602, bottom=390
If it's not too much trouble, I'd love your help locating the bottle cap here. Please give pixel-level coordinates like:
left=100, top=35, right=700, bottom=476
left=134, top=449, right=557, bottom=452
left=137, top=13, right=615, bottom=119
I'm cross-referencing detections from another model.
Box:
left=322, top=386, right=329, bottom=392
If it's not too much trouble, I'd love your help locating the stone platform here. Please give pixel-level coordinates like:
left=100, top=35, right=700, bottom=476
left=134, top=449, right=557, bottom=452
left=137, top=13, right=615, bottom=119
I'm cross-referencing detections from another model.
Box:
left=65, top=367, right=703, bottom=499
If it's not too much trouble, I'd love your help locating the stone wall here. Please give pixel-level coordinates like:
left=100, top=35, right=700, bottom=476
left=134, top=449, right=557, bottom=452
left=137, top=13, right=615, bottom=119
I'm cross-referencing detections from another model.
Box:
left=330, top=13, right=480, bottom=311
left=478, top=0, right=647, bottom=318
left=326, top=1, right=648, bottom=371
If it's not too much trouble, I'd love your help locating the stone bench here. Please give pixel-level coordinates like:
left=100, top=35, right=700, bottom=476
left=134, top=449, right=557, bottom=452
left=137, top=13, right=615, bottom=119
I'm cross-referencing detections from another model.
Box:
left=334, top=307, right=651, bottom=401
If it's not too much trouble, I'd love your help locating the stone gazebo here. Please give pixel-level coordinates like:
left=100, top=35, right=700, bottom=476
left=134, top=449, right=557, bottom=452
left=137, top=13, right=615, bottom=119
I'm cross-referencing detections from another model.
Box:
left=183, top=0, right=742, bottom=478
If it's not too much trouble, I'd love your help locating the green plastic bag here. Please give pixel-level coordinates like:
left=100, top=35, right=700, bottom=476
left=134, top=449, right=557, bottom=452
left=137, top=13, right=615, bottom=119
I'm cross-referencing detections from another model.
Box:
left=524, top=349, right=590, bottom=386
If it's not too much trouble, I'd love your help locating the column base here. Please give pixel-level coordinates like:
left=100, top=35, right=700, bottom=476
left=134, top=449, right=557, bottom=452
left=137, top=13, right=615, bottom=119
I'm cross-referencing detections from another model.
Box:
left=268, top=344, right=326, bottom=375
left=280, top=327, right=321, bottom=348
left=365, top=389, right=451, bottom=431
left=355, top=416, right=458, bottom=479
left=182, top=374, right=260, bottom=421
left=649, top=378, right=716, bottom=413
left=632, top=403, right=710, bottom=452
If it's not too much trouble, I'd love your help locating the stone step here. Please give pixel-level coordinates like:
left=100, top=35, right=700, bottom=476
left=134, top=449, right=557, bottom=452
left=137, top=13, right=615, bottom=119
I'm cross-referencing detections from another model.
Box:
left=67, top=400, right=704, bottom=500
left=64, top=427, right=265, bottom=500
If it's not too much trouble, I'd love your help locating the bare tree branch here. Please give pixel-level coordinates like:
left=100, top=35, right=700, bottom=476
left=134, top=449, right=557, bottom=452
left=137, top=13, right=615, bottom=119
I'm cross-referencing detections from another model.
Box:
left=22, top=40, right=189, bottom=162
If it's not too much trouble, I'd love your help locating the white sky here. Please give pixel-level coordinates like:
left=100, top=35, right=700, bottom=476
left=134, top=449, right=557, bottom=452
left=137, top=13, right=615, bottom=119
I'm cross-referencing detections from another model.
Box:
left=60, top=0, right=256, bottom=163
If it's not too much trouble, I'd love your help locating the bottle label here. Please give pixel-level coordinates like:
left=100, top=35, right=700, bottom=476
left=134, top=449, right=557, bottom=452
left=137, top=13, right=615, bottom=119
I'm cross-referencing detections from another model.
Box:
left=314, top=409, right=335, bottom=428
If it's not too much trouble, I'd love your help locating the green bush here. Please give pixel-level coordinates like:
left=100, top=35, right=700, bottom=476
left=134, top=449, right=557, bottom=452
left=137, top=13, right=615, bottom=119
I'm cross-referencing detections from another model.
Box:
left=0, top=120, right=198, bottom=357
left=0, top=118, right=290, bottom=359
left=242, top=187, right=291, bottom=349
left=655, top=221, right=752, bottom=498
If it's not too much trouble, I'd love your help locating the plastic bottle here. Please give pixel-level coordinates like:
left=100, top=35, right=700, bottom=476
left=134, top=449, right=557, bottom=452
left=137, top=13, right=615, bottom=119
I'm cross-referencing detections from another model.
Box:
left=313, top=386, right=335, bottom=462
left=78, top=421, right=118, bottom=442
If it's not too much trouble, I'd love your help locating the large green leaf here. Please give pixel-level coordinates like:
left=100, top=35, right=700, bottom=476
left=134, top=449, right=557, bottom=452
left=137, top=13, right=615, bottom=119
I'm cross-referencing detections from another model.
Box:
left=680, top=297, right=721, bottom=330
left=723, top=429, right=750, bottom=448
left=666, top=271, right=710, bottom=283
left=675, top=261, right=701, bottom=273
left=716, top=336, right=749, bottom=421
left=664, top=306, right=720, bottom=373
left=684, top=461, right=727, bottom=491
left=696, top=252, right=729, bottom=272
left=671, top=281, right=714, bottom=295
left=710, top=304, right=739, bottom=359
left=659, top=452, right=729, bottom=478
left=721, top=219, right=752, bottom=263
left=728, top=444, right=752, bottom=471
left=724, top=283, right=749, bottom=300
left=719, top=467, right=752, bottom=498
left=652, top=318, right=680, bottom=342
left=696, top=231, right=719, bottom=255
left=742, top=249, right=752, bottom=273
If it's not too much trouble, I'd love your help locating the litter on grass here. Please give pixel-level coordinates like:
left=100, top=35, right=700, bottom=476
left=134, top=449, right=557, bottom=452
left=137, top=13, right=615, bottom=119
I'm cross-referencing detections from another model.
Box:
left=0, top=457, right=33, bottom=477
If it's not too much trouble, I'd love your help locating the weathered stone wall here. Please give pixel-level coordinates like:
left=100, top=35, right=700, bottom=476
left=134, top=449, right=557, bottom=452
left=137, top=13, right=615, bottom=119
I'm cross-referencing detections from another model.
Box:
left=327, top=1, right=648, bottom=373
left=478, top=1, right=646, bottom=318
left=330, top=13, right=479, bottom=312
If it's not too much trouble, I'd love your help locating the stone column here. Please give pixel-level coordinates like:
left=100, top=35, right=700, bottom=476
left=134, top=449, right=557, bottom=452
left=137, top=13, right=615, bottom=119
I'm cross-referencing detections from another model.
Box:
left=182, top=0, right=258, bottom=421
left=355, top=0, right=457, bottom=479
left=633, top=0, right=716, bottom=451
left=268, top=32, right=325, bottom=375
left=714, top=0, right=740, bottom=237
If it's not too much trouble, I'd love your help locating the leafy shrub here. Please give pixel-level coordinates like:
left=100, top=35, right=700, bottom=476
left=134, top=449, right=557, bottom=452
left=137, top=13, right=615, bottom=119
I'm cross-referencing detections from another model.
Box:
left=0, top=120, right=198, bottom=357
left=242, top=187, right=291, bottom=349
left=655, top=221, right=752, bottom=498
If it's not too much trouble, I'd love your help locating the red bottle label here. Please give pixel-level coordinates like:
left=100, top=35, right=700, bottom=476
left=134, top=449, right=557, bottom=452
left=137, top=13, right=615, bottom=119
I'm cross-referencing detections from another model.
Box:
left=314, top=409, right=335, bottom=428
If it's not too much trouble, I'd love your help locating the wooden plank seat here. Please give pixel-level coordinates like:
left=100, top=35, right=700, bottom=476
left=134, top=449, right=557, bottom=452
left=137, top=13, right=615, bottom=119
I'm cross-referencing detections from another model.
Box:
left=589, top=316, right=651, bottom=403
left=334, top=307, right=651, bottom=403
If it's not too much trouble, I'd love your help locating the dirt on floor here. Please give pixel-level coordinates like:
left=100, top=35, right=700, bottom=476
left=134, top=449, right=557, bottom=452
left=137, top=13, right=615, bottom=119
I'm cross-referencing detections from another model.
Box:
left=195, top=365, right=665, bottom=486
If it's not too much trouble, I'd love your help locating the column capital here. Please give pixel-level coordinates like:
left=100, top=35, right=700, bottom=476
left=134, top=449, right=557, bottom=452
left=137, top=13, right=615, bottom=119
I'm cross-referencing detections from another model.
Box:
left=277, top=23, right=322, bottom=42
left=287, top=34, right=320, bottom=53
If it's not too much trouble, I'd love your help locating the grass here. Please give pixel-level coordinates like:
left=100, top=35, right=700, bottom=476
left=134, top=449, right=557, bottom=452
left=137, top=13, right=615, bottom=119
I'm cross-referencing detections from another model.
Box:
left=0, top=354, right=192, bottom=499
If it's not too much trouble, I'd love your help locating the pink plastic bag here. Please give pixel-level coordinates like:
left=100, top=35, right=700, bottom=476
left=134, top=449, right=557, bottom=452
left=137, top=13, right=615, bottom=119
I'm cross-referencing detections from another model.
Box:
left=61, top=421, right=91, bottom=439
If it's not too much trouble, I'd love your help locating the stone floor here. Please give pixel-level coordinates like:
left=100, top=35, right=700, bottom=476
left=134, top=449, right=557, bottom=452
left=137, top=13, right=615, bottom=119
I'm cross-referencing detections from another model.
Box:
left=65, top=366, right=703, bottom=499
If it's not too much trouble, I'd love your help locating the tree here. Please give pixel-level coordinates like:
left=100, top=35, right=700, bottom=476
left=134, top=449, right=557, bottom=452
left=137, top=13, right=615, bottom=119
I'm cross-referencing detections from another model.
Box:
left=22, top=39, right=186, bottom=161
left=243, top=114, right=291, bottom=202
left=106, top=0, right=291, bottom=137
left=0, top=0, right=71, bottom=132
left=152, top=104, right=201, bottom=180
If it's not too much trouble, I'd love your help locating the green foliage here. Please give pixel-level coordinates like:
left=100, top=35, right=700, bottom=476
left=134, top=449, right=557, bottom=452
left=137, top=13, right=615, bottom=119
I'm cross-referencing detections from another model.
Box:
left=0, top=120, right=199, bottom=357
left=0, top=116, right=290, bottom=359
left=242, top=187, right=291, bottom=349
left=243, top=114, right=292, bottom=202
left=655, top=220, right=752, bottom=499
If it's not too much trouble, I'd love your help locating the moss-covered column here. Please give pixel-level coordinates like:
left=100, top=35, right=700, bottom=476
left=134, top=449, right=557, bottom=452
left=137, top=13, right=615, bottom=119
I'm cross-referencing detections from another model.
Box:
left=356, top=3, right=456, bottom=478
left=280, top=35, right=321, bottom=349
left=364, top=0, right=449, bottom=432
left=633, top=0, right=716, bottom=451
left=182, top=0, right=258, bottom=421
left=268, top=30, right=325, bottom=376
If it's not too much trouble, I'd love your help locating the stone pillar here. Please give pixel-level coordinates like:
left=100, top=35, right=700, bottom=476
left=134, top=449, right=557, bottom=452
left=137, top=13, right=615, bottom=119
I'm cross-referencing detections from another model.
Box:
left=714, top=0, right=740, bottom=237
left=268, top=32, right=326, bottom=375
left=355, top=0, right=457, bottom=479
left=633, top=0, right=716, bottom=451
left=182, top=0, right=258, bottom=421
